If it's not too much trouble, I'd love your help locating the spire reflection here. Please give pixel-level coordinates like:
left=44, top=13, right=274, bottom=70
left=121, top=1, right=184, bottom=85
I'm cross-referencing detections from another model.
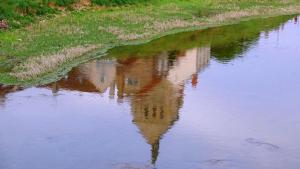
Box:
left=44, top=46, right=211, bottom=165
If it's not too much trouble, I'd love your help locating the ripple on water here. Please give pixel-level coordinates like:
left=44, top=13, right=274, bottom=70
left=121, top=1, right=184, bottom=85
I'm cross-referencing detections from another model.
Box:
left=245, top=138, right=280, bottom=152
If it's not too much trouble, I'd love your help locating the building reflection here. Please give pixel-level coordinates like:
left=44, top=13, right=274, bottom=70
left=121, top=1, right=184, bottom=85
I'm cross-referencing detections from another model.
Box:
left=0, top=46, right=210, bottom=165
left=46, top=46, right=211, bottom=165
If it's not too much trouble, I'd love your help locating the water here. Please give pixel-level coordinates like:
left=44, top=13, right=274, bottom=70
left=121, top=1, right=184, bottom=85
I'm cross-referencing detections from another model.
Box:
left=0, top=16, right=300, bottom=169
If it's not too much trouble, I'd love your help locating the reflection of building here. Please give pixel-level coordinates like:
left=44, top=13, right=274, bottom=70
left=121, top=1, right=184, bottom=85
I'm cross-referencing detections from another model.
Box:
left=45, top=46, right=211, bottom=165
left=167, top=47, right=210, bottom=85
left=117, top=47, right=210, bottom=164
left=114, top=47, right=210, bottom=165
left=115, top=58, right=157, bottom=100
left=131, top=79, right=183, bottom=164
left=81, top=59, right=117, bottom=93
left=49, top=59, right=117, bottom=95
left=0, top=46, right=211, bottom=165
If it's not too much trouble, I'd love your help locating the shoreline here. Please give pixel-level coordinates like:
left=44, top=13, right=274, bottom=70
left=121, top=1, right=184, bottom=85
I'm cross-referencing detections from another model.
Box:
left=1, top=2, right=300, bottom=86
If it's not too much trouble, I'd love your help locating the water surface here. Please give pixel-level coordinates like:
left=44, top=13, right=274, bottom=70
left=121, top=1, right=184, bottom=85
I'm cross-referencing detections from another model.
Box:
left=0, top=16, right=300, bottom=169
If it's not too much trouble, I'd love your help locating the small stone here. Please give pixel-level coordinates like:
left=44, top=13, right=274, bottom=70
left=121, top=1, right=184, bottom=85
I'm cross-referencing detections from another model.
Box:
left=0, top=20, right=9, bottom=30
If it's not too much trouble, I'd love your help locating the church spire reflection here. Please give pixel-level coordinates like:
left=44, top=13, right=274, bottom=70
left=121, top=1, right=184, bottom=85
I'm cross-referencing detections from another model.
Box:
left=42, top=46, right=211, bottom=165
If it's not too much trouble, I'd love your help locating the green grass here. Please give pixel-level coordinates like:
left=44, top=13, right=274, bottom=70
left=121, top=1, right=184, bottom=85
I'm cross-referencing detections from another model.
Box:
left=0, top=0, right=74, bottom=28
left=0, top=0, right=149, bottom=29
left=0, top=0, right=300, bottom=85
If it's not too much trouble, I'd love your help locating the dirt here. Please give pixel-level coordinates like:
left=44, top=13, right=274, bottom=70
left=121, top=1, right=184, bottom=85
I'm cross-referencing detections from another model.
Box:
left=73, top=0, right=92, bottom=10
left=47, top=0, right=92, bottom=11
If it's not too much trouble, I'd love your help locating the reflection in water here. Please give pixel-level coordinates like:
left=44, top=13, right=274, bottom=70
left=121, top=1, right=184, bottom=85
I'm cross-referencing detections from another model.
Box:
left=46, top=46, right=210, bottom=165
left=0, top=15, right=299, bottom=169
left=0, top=85, right=21, bottom=106
left=245, top=138, right=280, bottom=152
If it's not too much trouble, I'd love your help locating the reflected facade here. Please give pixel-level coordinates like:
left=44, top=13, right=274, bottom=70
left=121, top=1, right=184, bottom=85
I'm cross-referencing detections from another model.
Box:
left=46, top=46, right=211, bottom=164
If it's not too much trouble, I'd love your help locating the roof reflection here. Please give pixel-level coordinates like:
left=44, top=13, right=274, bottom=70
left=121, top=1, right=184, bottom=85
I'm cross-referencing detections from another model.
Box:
left=45, top=46, right=211, bottom=164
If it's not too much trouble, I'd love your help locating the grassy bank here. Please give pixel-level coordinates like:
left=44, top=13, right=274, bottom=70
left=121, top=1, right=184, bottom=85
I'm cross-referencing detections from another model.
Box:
left=0, top=0, right=148, bottom=29
left=1, top=0, right=300, bottom=86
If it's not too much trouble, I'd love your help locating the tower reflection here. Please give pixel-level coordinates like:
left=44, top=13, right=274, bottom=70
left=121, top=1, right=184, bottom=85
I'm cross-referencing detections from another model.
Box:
left=46, top=46, right=211, bottom=165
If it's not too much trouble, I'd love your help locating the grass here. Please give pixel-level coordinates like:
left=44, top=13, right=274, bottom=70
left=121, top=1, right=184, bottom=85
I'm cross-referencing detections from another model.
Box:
left=0, top=0, right=149, bottom=29
left=12, top=44, right=100, bottom=79
left=0, top=0, right=300, bottom=86
left=0, top=0, right=68, bottom=28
